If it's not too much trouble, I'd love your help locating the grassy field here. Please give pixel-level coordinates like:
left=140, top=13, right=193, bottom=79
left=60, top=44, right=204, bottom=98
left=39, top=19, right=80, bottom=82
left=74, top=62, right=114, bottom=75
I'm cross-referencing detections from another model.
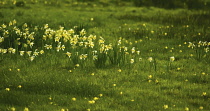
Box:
left=0, top=0, right=210, bottom=111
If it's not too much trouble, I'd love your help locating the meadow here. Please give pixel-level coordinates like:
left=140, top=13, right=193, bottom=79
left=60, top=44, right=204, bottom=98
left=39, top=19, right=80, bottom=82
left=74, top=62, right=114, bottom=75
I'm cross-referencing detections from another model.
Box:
left=0, top=0, right=210, bottom=111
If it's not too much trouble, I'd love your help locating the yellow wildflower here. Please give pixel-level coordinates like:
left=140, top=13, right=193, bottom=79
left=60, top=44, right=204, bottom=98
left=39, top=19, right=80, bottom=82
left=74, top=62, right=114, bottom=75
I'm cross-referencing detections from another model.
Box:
left=10, top=107, right=15, bottom=111
left=72, top=98, right=76, bottom=101
left=118, top=69, right=122, bottom=72
left=148, top=75, right=152, bottom=79
left=93, top=97, right=99, bottom=101
left=24, top=107, right=29, bottom=111
left=90, top=18, right=94, bottom=21
left=185, top=107, right=189, bottom=111
left=5, top=88, right=10, bottom=91
left=88, top=100, right=95, bottom=104
left=75, top=64, right=79, bottom=67
left=199, top=106, right=204, bottom=110
left=202, top=92, right=207, bottom=96
left=163, top=105, right=168, bottom=109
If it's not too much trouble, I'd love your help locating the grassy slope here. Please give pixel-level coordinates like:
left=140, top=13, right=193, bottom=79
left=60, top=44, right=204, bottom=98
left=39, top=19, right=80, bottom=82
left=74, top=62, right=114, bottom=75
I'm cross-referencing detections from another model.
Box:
left=0, top=1, right=210, bottom=111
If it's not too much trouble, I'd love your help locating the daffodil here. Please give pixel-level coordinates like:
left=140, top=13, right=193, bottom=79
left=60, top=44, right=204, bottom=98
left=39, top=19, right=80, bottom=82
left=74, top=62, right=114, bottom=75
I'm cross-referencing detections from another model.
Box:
left=29, top=56, right=35, bottom=61
left=66, top=52, right=71, bottom=58
left=19, top=51, right=25, bottom=56
left=130, top=59, right=134, bottom=64
left=117, top=39, right=121, bottom=45
left=136, top=51, right=140, bottom=55
left=44, top=44, right=52, bottom=49
left=26, top=51, right=32, bottom=56
left=1, top=24, right=6, bottom=28
left=13, top=19, right=17, bottom=24
left=80, top=29, right=86, bottom=36
left=93, top=55, right=98, bottom=60
left=44, top=24, right=49, bottom=29
left=170, top=56, right=175, bottom=62
left=131, top=47, right=135, bottom=53
left=8, top=48, right=14, bottom=53
left=40, top=50, right=44, bottom=54
left=33, top=50, right=39, bottom=56
left=23, top=23, right=28, bottom=28
left=0, top=37, right=4, bottom=43
left=2, top=49, right=7, bottom=53
left=148, top=57, right=153, bottom=62
left=29, top=42, right=34, bottom=48
left=9, top=21, right=13, bottom=26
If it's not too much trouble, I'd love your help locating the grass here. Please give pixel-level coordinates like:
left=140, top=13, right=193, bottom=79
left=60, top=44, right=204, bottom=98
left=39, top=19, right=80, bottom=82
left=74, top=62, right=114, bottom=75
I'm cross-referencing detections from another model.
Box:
left=0, top=0, right=210, bottom=111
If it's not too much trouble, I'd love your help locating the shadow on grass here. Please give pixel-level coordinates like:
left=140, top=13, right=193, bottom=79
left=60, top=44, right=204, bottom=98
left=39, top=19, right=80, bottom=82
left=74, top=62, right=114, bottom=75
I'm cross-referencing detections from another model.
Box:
left=20, top=80, right=103, bottom=97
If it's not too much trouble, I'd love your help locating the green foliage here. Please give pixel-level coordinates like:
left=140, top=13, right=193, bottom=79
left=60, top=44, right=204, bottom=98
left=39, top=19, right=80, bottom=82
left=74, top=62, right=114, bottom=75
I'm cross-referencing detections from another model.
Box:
left=133, top=0, right=209, bottom=9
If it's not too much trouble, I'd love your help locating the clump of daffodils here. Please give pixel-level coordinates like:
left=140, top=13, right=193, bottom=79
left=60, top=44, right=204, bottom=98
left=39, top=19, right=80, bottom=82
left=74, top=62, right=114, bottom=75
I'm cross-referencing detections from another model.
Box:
left=0, top=20, right=145, bottom=68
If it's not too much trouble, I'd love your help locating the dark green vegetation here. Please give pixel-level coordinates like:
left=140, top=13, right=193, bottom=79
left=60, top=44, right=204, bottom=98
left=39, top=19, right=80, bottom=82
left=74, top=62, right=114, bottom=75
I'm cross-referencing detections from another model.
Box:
left=0, top=0, right=210, bottom=111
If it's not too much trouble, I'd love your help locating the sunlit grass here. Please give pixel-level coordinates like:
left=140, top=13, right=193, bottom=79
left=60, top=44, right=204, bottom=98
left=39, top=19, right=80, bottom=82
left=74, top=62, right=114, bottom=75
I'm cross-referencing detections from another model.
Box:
left=0, top=1, right=210, bottom=111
